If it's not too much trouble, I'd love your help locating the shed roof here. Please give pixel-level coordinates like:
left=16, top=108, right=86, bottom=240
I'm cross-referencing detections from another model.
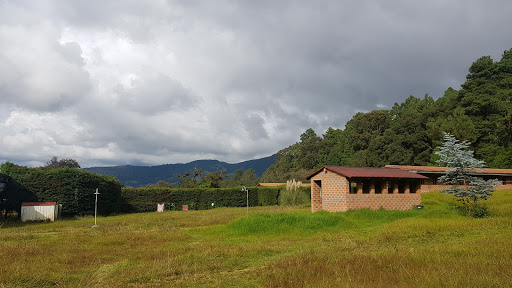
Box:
left=257, top=183, right=285, bottom=187
left=385, top=165, right=450, bottom=173
left=257, top=183, right=311, bottom=187
left=22, top=202, right=57, bottom=206
left=385, top=165, right=512, bottom=176
left=307, top=166, right=428, bottom=180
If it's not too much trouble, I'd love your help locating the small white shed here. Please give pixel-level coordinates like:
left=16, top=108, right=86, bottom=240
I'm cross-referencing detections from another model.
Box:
left=21, top=202, right=62, bottom=222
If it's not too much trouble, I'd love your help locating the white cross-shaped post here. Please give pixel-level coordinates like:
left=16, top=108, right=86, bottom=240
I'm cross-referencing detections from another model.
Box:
left=92, top=188, right=99, bottom=228
left=241, top=186, right=249, bottom=214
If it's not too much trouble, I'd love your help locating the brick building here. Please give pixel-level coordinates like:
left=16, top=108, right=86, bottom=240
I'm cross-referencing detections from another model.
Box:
left=385, top=165, right=512, bottom=192
left=307, top=166, right=428, bottom=212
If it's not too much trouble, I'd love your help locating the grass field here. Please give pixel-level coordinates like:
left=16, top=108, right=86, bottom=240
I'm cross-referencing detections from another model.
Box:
left=1, top=191, right=512, bottom=287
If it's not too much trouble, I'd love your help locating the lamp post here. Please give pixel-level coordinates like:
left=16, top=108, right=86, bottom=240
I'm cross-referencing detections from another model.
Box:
left=92, top=188, right=99, bottom=228
left=241, top=186, right=248, bottom=214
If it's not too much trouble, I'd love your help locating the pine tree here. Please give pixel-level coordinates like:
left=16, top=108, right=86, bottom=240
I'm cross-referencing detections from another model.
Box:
left=436, top=133, right=501, bottom=217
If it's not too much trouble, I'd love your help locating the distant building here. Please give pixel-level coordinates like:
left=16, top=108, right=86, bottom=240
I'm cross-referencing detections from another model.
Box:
left=307, top=166, right=427, bottom=212
left=385, top=165, right=512, bottom=192
left=257, top=183, right=311, bottom=187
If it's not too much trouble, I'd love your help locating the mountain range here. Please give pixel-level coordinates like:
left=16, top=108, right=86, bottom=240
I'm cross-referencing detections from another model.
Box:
left=84, top=154, right=276, bottom=187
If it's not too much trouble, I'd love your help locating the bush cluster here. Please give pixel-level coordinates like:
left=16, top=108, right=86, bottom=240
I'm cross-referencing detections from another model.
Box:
left=279, top=180, right=311, bottom=205
left=456, top=203, right=491, bottom=218
left=0, top=162, right=122, bottom=216
left=120, top=186, right=281, bottom=213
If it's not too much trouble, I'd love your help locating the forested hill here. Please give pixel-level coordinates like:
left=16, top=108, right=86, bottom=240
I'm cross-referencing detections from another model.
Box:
left=85, top=154, right=276, bottom=187
left=261, top=48, right=512, bottom=183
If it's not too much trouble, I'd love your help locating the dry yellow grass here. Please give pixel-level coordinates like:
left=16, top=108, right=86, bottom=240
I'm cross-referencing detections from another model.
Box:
left=0, top=191, right=511, bottom=287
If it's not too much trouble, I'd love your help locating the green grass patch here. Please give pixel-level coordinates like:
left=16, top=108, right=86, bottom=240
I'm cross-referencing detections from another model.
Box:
left=224, top=192, right=460, bottom=237
left=226, top=211, right=350, bottom=236
left=224, top=209, right=420, bottom=237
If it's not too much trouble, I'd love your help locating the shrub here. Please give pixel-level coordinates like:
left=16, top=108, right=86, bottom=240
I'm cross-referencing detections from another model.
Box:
left=279, top=180, right=310, bottom=205
left=456, top=203, right=491, bottom=218
left=0, top=162, right=122, bottom=216
left=120, top=186, right=281, bottom=213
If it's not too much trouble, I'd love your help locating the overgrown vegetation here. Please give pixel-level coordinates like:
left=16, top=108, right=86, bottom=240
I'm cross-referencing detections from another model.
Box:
left=173, top=168, right=259, bottom=188
left=1, top=190, right=511, bottom=287
left=0, top=162, right=122, bottom=216
left=44, top=156, right=81, bottom=169
left=278, top=179, right=310, bottom=206
left=261, top=48, right=512, bottom=182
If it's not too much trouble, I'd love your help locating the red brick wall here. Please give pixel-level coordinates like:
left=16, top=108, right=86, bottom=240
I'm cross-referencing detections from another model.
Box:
left=495, top=184, right=512, bottom=190
left=310, top=168, right=349, bottom=212
left=310, top=169, right=421, bottom=212
left=311, top=179, right=322, bottom=212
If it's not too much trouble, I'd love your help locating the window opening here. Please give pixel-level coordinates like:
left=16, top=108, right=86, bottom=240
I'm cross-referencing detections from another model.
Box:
left=349, top=181, right=358, bottom=194
left=388, top=182, right=394, bottom=194
left=398, top=181, right=405, bottom=194
left=362, top=180, right=370, bottom=194
left=410, top=182, right=417, bottom=193
left=374, top=181, right=382, bottom=194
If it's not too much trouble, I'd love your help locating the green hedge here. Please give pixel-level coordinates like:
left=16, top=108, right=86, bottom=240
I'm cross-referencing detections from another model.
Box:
left=0, top=162, right=122, bottom=216
left=120, top=186, right=282, bottom=213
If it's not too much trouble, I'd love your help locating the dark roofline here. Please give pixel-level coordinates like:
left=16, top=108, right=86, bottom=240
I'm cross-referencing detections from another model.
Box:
left=307, top=166, right=428, bottom=180
left=21, top=202, right=57, bottom=206
left=306, top=167, right=327, bottom=180
left=416, top=171, right=512, bottom=177
left=386, top=165, right=512, bottom=177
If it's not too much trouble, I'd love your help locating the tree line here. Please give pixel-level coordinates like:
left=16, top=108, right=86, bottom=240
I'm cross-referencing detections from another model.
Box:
left=145, top=168, right=259, bottom=188
left=260, top=48, right=512, bottom=182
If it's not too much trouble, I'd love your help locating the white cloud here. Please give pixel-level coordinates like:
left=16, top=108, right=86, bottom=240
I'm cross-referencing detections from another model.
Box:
left=0, top=23, right=91, bottom=111
left=1, top=0, right=512, bottom=167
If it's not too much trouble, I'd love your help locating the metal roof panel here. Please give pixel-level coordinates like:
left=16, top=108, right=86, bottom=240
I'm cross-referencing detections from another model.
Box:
left=307, top=166, right=428, bottom=180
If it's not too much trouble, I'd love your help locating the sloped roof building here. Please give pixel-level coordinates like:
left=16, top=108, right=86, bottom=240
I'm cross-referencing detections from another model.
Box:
left=306, top=166, right=427, bottom=212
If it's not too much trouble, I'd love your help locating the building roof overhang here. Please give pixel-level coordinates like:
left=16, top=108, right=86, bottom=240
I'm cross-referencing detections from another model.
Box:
left=257, top=183, right=311, bottom=187
left=385, top=165, right=512, bottom=177
left=307, top=166, right=428, bottom=180
left=21, top=202, right=57, bottom=206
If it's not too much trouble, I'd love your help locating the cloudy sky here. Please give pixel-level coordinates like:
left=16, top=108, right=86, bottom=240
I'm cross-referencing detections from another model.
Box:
left=1, top=1, right=512, bottom=168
